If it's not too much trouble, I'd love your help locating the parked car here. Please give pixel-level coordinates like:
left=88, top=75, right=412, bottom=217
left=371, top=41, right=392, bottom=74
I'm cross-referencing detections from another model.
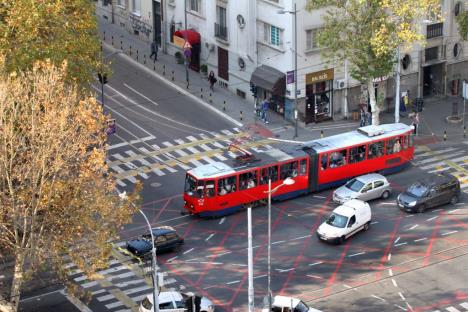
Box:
left=140, top=291, right=215, bottom=312
left=261, top=295, right=322, bottom=312
left=333, top=173, right=391, bottom=204
left=317, top=199, right=372, bottom=244
left=397, top=172, right=460, bottom=213
left=126, top=226, right=184, bottom=257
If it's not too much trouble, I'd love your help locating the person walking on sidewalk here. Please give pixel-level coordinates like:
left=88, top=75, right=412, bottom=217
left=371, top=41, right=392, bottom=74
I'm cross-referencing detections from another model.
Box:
left=261, top=98, right=270, bottom=124
left=150, top=41, right=158, bottom=61
left=208, top=71, right=217, bottom=91
left=359, top=106, right=366, bottom=127
left=409, top=111, right=420, bottom=135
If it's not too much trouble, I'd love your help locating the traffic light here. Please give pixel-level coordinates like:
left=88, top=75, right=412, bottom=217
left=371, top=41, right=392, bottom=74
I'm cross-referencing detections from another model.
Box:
left=98, top=73, right=108, bottom=84
left=250, top=84, right=257, bottom=98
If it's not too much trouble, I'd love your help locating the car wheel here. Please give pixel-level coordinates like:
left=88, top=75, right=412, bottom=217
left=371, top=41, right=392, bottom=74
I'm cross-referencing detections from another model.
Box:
left=417, top=204, right=426, bottom=213
left=381, top=190, right=390, bottom=199
left=364, top=221, right=370, bottom=231
left=450, top=195, right=459, bottom=205
left=338, top=236, right=345, bottom=244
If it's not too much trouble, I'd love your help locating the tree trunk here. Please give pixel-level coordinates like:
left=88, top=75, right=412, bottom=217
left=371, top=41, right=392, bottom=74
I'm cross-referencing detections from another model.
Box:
left=9, top=253, right=25, bottom=312
left=0, top=296, right=15, bottom=312
left=367, top=79, right=380, bottom=125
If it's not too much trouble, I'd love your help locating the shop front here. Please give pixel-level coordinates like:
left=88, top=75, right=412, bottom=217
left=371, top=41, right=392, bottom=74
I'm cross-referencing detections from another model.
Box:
left=305, top=69, right=334, bottom=124
left=250, top=65, right=286, bottom=117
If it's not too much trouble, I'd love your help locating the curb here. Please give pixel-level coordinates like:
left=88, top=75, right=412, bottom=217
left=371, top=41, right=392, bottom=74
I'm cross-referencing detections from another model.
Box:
left=102, top=42, right=244, bottom=128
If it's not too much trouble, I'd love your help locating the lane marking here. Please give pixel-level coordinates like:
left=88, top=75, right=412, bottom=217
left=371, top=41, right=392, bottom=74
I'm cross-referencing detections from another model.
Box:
left=226, top=280, right=240, bottom=285
left=398, top=292, right=406, bottom=301
left=408, top=224, right=419, bottom=230
left=219, top=217, right=225, bottom=225
left=371, top=294, right=387, bottom=302
left=394, top=242, right=408, bottom=247
left=272, top=240, right=285, bottom=245
left=406, top=302, right=413, bottom=311
left=183, top=248, right=194, bottom=254
left=388, top=268, right=393, bottom=276
left=276, top=268, right=295, bottom=273
left=123, top=83, right=159, bottom=106
left=307, top=275, right=323, bottom=279
left=371, top=221, right=379, bottom=225
left=387, top=253, right=392, bottom=262
left=394, top=237, right=401, bottom=244
left=309, top=261, right=323, bottom=266
left=290, top=234, right=313, bottom=241
left=448, top=209, right=459, bottom=214
left=433, top=208, right=442, bottom=212
left=231, top=263, right=248, bottom=267
left=205, top=234, right=215, bottom=241
left=167, top=256, right=178, bottom=262
left=395, top=304, right=407, bottom=311
left=406, top=214, right=415, bottom=218
left=441, top=230, right=458, bottom=236
left=348, top=252, right=365, bottom=258
left=343, top=284, right=352, bottom=289
left=313, top=195, right=326, bottom=199
left=414, top=237, right=427, bottom=242
left=254, top=274, right=267, bottom=279
left=107, top=136, right=155, bottom=150
left=426, top=216, right=438, bottom=222
left=392, top=278, right=398, bottom=287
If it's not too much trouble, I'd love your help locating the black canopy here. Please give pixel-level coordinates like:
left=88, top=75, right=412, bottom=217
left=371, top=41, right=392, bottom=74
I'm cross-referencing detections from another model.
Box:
left=250, top=65, right=286, bottom=96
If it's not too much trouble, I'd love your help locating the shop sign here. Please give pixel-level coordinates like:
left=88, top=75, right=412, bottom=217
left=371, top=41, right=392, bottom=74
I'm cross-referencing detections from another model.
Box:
left=287, top=70, right=295, bottom=84
left=306, top=68, right=334, bottom=85
left=372, top=76, right=389, bottom=83
left=173, top=36, right=185, bottom=48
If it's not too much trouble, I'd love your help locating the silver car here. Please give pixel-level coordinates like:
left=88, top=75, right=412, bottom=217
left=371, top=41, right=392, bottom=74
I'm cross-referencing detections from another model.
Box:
left=333, top=173, right=391, bottom=204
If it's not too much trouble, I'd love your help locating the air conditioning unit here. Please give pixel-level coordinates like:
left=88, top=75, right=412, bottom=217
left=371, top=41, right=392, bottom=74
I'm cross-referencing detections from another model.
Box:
left=335, top=79, right=346, bottom=89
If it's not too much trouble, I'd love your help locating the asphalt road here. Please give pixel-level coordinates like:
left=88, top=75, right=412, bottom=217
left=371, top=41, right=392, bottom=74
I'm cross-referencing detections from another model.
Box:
left=29, top=47, right=468, bottom=312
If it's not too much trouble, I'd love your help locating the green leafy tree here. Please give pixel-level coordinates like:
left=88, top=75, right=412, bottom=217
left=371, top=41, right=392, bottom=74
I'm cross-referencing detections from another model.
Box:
left=0, top=0, right=101, bottom=86
left=0, top=60, right=140, bottom=312
left=307, top=0, right=440, bottom=125
left=456, top=10, right=468, bottom=40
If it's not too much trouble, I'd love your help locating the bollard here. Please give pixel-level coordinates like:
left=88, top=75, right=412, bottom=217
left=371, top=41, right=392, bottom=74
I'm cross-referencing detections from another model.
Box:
left=111, top=36, right=114, bottom=46
left=223, top=100, right=226, bottom=111
left=209, top=92, right=212, bottom=103
left=201, top=88, right=203, bottom=98
left=103, top=31, right=106, bottom=41
left=444, top=130, right=447, bottom=141
left=100, top=41, right=103, bottom=52
left=163, top=65, right=166, bottom=76
left=240, top=111, right=243, bottom=121
left=120, top=40, right=123, bottom=50
left=321, top=130, right=324, bottom=138
left=129, top=45, right=132, bottom=56
left=136, top=50, right=139, bottom=61
left=187, top=83, right=189, bottom=89
left=144, top=54, right=146, bottom=65
left=171, top=70, right=175, bottom=81
left=153, top=59, right=156, bottom=70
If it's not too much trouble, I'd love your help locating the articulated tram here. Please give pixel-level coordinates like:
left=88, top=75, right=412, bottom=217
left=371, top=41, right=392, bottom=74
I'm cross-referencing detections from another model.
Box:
left=183, top=123, right=414, bottom=217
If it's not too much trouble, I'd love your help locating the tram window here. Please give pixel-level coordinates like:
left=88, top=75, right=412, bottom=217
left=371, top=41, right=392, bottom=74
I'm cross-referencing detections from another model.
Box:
left=386, top=138, right=395, bottom=154
left=401, top=136, right=408, bottom=150
left=408, top=134, right=413, bottom=147
left=320, top=153, right=328, bottom=170
left=349, top=145, right=366, bottom=164
left=260, top=165, right=279, bottom=185
left=184, top=175, right=197, bottom=194
left=196, top=180, right=205, bottom=198
left=300, top=159, right=307, bottom=176
left=240, top=170, right=258, bottom=190
left=280, top=161, right=298, bottom=180
left=368, top=141, right=384, bottom=159
left=218, top=175, right=237, bottom=195
left=329, top=150, right=347, bottom=168
left=205, top=180, right=215, bottom=197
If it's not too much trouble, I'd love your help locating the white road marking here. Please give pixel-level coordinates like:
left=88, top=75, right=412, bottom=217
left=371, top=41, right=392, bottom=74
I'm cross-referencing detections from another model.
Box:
left=441, top=230, right=458, bottom=236
left=226, top=280, right=240, bottom=285
left=433, top=208, right=443, bottom=212
left=309, top=261, right=323, bottom=266
left=97, top=293, right=116, bottom=302
left=313, top=195, right=326, bottom=199
left=107, top=136, right=155, bottom=150
left=460, top=302, right=468, bottom=309
left=406, top=302, right=413, bottom=311
left=394, top=237, right=401, bottom=244
left=371, top=294, right=387, bottom=302
left=394, top=242, right=408, bottom=247
left=388, top=269, right=393, bottom=276
left=406, top=214, right=415, bottom=218
left=394, top=304, right=407, bottom=311
left=183, top=248, right=194, bottom=254
left=408, top=224, right=419, bottom=230
left=205, top=234, right=215, bottom=241
left=123, top=83, right=159, bottom=106
left=343, top=284, right=352, bottom=289
left=380, top=202, right=395, bottom=205
left=290, top=234, right=313, bottom=241
left=272, top=240, right=285, bottom=245
left=348, top=252, right=365, bottom=258
left=219, top=217, right=225, bottom=225
left=203, top=285, right=217, bottom=290
left=307, top=275, right=323, bottom=279
left=216, top=251, right=232, bottom=257
left=276, top=268, right=295, bottom=273
left=91, top=289, right=106, bottom=295
left=414, top=237, right=427, bottom=242
left=254, top=274, right=267, bottom=279
left=167, top=256, right=178, bottom=263
left=231, top=264, right=248, bottom=267
left=392, top=279, right=398, bottom=287
left=388, top=253, right=392, bottom=261
left=371, top=221, right=379, bottom=225
left=448, top=209, right=459, bottom=214
left=426, top=216, right=438, bottom=222
left=445, top=307, right=461, bottom=312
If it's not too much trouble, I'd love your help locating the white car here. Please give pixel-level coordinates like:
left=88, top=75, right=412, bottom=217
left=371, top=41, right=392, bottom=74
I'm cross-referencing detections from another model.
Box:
left=139, top=291, right=215, bottom=312
left=262, top=295, right=323, bottom=312
left=333, top=173, right=391, bottom=204
left=317, top=199, right=371, bottom=244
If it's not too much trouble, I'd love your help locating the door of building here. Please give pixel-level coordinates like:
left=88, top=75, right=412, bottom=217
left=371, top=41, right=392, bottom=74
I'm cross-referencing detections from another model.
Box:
left=152, top=1, right=162, bottom=46
left=218, top=47, right=229, bottom=81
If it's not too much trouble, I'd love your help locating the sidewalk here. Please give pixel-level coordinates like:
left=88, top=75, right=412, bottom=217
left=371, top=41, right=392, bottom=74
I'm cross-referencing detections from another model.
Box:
left=98, top=18, right=467, bottom=144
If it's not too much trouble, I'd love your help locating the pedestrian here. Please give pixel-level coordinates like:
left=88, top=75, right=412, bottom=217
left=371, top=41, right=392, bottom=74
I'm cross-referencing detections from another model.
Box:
left=261, top=98, right=269, bottom=124
left=208, top=71, right=217, bottom=91
left=366, top=109, right=372, bottom=126
left=150, top=41, right=158, bottom=61
left=359, top=106, right=366, bottom=127
left=413, top=112, right=419, bottom=135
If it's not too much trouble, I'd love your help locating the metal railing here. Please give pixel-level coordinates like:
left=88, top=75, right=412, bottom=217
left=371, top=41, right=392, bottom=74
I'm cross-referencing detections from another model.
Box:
left=426, top=22, right=443, bottom=39
left=214, top=23, right=228, bottom=41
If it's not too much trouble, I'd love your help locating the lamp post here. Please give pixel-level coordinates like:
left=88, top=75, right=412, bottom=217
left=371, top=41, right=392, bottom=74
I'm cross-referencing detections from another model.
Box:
left=184, top=0, right=189, bottom=88
left=138, top=209, right=160, bottom=312
left=395, top=46, right=401, bottom=123
left=265, top=177, right=295, bottom=311
left=247, top=206, right=254, bottom=312
left=278, top=3, right=298, bottom=138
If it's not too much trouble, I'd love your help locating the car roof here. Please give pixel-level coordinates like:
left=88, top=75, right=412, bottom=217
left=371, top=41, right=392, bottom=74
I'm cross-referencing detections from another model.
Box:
left=150, top=226, right=177, bottom=236
left=418, top=172, right=458, bottom=187
left=146, top=291, right=183, bottom=304
left=355, top=173, right=387, bottom=183
left=273, top=295, right=300, bottom=308
left=334, top=199, right=368, bottom=217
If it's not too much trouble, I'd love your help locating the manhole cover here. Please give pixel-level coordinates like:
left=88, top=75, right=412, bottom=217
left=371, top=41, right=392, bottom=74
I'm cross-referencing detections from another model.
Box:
left=150, top=182, right=162, bottom=188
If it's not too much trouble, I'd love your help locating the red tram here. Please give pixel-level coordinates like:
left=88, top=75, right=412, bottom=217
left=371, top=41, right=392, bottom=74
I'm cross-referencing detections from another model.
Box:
left=184, top=123, right=414, bottom=217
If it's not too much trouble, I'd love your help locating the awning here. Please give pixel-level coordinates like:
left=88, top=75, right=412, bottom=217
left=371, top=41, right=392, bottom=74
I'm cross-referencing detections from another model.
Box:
left=174, top=29, right=201, bottom=45
left=250, top=65, right=286, bottom=96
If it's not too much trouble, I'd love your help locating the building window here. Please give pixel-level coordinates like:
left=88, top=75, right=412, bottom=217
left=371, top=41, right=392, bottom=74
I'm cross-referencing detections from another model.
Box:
left=306, top=28, right=321, bottom=50
left=132, top=0, right=141, bottom=14
left=215, top=5, right=228, bottom=41
left=189, top=0, right=200, bottom=13
left=263, top=23, right=282, bottom=46
left=454, top=2, right=463, bottom=16
left=426, top=22, right=443, bottom=39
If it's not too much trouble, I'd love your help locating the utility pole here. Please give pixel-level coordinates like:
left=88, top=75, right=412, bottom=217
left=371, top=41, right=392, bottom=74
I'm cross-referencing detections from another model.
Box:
left=395, top=46, right=401, bottom=123
left=293, top=2, right=298, bottom=138
left=184, top=0, right=189, bottom=88
left=247, top=206, right=254, bottom=312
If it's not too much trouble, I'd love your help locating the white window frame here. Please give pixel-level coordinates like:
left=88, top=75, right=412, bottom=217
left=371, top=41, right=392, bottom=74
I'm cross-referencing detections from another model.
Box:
left=117, top=0, right=124, bottom=7
left=306, top=28, right=321, bottom=51
left=188, top=0, right=201, bottom=13
left=132, top=0, right=141, bottom=15
left=263, top=23, right=282, bottom=47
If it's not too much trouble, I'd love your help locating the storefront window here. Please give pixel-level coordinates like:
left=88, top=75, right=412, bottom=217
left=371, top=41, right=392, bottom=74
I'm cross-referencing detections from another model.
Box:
left=305, top=79, right=333, bottom=123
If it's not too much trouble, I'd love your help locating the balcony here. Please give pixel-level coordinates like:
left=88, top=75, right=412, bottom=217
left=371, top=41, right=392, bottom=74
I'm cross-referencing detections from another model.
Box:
left=426, top=22, right=443, bottom=39
left=215, top=23, right=228, bottom=41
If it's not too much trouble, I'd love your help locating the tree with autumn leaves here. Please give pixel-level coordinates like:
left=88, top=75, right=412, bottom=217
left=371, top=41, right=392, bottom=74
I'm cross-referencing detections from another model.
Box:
left=306, top=0, right=440, bottom=125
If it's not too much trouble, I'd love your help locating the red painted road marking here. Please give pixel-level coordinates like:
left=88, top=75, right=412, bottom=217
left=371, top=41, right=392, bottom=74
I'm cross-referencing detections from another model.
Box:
left=141, top=194, right=182, bottom=207
left=324, top=241, right=351, bottom=296
left=423, top=211, right=442, bottom=266
left=151, top=197, right=173, bottom=223
left=375, top=215, right=403, bottom=280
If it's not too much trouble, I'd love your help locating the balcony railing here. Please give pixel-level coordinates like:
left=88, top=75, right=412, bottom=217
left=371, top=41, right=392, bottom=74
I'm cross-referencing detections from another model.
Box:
left=215, top=23, right=228, bottom=41
left=426, top=22, right=443, bottom=39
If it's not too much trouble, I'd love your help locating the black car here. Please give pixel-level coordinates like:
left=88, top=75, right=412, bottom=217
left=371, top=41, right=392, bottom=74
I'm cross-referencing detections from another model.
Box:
left=126, top=226, right=184, bottom=257
left=397, top=173, right=460, bottom=213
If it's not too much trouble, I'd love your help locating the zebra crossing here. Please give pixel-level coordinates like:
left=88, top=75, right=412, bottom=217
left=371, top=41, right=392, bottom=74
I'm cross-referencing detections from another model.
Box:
left=413, top=145, right=468, bottom=190
left=65, top=251, right=180, bottom=312
left=107, top=128, right=275, bottom=187
left=431, top=301, right=468, bottom=312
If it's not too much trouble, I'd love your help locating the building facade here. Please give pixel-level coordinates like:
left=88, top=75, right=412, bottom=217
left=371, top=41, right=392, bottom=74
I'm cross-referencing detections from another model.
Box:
left=96, top=0, right=468, bottom=123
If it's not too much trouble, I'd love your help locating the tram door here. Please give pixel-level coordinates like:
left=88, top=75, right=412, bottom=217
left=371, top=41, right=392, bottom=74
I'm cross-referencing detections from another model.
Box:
left=303, top=147, right=319, bottom=192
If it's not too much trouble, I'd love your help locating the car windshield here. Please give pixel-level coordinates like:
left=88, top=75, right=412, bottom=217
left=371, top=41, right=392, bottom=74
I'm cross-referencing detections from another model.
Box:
left=185, top=174, right=197, bottom=194
left=407, top=182, right=428, bottom=197
left=326, top=212, right=348, bottom=228
left=295, top=301, right=310, bottom=312
left=345, top=178, right=365, bottom=192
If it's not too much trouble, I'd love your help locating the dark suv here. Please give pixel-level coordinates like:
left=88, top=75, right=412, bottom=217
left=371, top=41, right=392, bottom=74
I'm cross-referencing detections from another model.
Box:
left=397, top=173, right=460, bottom=213
left=126, top=226, right=184, bottom=257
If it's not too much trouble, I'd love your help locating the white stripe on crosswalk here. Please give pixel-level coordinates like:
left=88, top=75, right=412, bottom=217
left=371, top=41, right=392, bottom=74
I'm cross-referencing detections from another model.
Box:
left=91, top=289, right=106, bottom=295
left=202, top=156, right=216, bottom=164
left=213, top=153, right=227, bottom=161
left=189, top=159, right=204, bottom=167
left=107, top=271, right=135, bottom=281
left=105, top=300, right=124, bottom=309
left=221, top=129, right=234, bottom=135
left=81, top=281, right=98, bottom=288
left=97, top=293, right=116, bottom=302
left=114, top=280, right=147, bottom=288
left=186, top=146, right=202, bottom=154
left=233, top=127, right=241, bottom=132
left=428, top=166, right=450, bottom=173
left=174, top=139, right=185, bottom=145
left=227, top=151, right=237, bottom=158
left=199, top=143, right=213, bottom=151
left=107, top=136, right=155, bottom=150
left=124, top=150, right=149, bottom=179
left=414, top=147, right=458, bottom=157
left=123, top=285, right=152, bottom=296
left=112, top=154, right=138, bottom=170
left=129, top=293, right=152, bottom=303
left=186, top=135, right=198, bottom=142
left=446, top=307, right=461, bottom=312
left=111, top=165, right=137, bottom=183
left=210, top=141, right=225, bottom=148
left=116, top=179, right=127, bottom=187
left=162, top=141, right=174, bottom=147
left=459, top=302, right=468, bottom=309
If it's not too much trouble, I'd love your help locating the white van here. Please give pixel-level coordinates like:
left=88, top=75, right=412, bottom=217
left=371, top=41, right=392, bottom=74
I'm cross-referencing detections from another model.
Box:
left=262, top=295, right=323, bottom=312
left=316, top=199, right=371, bottom=244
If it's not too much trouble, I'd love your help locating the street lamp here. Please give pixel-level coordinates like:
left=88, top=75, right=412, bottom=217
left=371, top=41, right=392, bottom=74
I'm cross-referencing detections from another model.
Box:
left=278, top=3, right=298, bottom=138
left=395, top=46, right=401, bottom=123
left=265, top=177, right=295, bottom=311
left=138, top=209, right=160, bottom=312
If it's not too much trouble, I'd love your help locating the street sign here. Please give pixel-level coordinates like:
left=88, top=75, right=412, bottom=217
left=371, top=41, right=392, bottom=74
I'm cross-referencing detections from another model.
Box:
left=183, top=41, right=192, bottom=50
left=287, top=70, right=295, bottom=84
